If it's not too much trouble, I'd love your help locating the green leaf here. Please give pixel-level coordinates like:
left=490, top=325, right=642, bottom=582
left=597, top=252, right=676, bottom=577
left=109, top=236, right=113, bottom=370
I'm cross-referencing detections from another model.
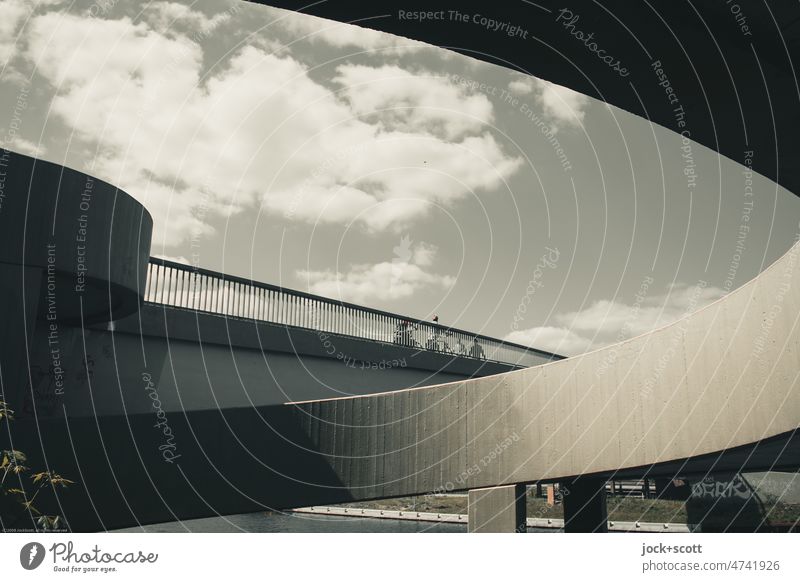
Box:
left=0, top=401, right=14, bottom=421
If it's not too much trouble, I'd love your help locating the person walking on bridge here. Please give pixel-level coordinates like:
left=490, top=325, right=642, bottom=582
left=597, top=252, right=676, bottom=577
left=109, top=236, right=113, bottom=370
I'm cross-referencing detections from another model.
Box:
left=427, top=314, right=441, bottom=351
left=469, top=339, right=485, bottom=360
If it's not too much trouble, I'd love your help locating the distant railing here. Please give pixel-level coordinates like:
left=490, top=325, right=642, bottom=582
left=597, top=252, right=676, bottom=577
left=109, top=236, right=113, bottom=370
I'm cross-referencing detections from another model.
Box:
left=144, top=258, right=563, bottom=368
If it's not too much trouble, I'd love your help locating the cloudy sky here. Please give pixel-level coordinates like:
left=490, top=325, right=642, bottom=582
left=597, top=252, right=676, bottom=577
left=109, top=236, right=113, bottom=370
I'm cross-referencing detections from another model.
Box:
left=2, top=0, right=799, bottom=355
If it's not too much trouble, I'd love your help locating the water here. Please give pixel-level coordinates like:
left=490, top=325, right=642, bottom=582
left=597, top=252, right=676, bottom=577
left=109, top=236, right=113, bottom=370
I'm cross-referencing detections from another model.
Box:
left=115, top=512, right=560, bottom=533
left=115, top=512, right=468, bottom=533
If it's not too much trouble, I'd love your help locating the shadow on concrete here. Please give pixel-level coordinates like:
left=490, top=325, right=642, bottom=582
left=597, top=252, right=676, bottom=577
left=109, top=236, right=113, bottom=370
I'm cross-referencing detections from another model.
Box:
left=3, top=404, right=354, bottom=532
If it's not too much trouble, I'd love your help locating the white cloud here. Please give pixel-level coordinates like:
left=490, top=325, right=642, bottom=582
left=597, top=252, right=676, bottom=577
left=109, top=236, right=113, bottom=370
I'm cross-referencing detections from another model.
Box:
left=507, top=78, right=533, bottom=95
left=153, top=253, right=190, bottom=265
left=18, top=8, right=521, bottom=246
left=334, top=64, right=494, bottom=139
left=4, top=135, right=45, bottom=156
left=506, top=282, right=725, bottom=356
left=556, top=282, right=725, bottom=337
left=506, top=326, right=593, bottom=356
left=298, top=239, right=452, bottom=303
left=509, top=76, right=590, bottom=128
left=268, top=7, right=425, bottom=53
left=142, top=1, right=235, bottom=36
left=263, top=130, right=521, bottom=231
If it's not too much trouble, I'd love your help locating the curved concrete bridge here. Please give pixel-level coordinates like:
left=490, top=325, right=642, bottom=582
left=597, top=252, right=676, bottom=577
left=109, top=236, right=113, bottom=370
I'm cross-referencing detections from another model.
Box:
left=0, top=148, right=797, bottom=532
left=282, top=241, right=800, bottom=530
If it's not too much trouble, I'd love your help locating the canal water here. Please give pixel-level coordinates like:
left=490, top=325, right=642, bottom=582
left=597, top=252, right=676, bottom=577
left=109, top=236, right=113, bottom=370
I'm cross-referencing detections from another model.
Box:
left=115, top=512, right=558, bottom=533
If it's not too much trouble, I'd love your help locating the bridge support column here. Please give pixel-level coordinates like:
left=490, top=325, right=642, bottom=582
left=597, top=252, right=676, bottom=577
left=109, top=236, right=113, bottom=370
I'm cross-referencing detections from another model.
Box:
left=468, top=484, right=526, bottom=532
left=562, top=477, right=608, bottom=532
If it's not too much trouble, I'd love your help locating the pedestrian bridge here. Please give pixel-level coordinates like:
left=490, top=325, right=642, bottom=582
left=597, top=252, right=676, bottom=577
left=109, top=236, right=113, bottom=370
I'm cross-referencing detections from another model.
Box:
left=2, top=148, right=797, bottom=532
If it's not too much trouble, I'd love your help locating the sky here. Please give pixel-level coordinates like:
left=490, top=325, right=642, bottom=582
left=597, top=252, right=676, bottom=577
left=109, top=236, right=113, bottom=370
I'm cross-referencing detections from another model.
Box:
left=2, top=0, right=799, bottom=356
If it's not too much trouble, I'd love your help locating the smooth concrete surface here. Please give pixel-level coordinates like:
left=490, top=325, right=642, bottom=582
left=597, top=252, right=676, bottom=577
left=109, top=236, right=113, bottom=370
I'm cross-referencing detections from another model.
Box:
left=260, top=1, right=800, bottom=196
left=280, top=239, right=800, bottom=501
left=561, top=477, right=608, bottom=533
left=468, top=484, right=526, bottom=533
left=0, top=264, right=42, bottom=416
left=13, top=301, right=531, bottom=420
left=0, top=151, right=152, bottom=324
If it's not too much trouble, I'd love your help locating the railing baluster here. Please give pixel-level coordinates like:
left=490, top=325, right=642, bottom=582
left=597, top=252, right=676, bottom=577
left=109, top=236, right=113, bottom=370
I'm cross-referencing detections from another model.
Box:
left=268, top=289, right=274, bottom=322
left=247, top=282, right=252, bottom=319
left=143, top=259, right=550, bottom=366
left=145, top=263, right=152, bottom=301
left=238, top=282, right=243, bottom=318
left=250, top=285, right=255, bottom=320
left=180, top=269, right=185, bottom=307
left=148, top=264, right=155, bottom=302
left=174, top=268, right=181, bottom=307
left=205, top=275, right=210, bottom=312
left=152, top=263, right=158, bottom=303
left=192, top=271, right=198, bottom=309
left=161, top=266, right=168, bottom=304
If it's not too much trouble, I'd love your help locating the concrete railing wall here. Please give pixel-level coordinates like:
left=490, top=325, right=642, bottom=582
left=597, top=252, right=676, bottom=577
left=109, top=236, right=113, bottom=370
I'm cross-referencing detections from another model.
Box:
left=282, top=240, right=800, bottom=499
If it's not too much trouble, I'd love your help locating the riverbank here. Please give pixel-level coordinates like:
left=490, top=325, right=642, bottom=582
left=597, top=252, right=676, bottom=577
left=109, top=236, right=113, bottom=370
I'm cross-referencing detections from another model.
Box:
left=333, top=493, right=800, bottom=531
left=291, top=505, right=690, bottom=532
left=338, top=494, right=691, bottom=524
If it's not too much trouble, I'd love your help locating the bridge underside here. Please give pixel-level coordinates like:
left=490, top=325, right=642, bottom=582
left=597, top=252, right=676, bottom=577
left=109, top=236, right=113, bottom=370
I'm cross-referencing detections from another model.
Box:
left=7, top=410, right=798, bottom=532
left=8, top=229, right=800, bottom=530
left=258, top=0, right=800, bottom=196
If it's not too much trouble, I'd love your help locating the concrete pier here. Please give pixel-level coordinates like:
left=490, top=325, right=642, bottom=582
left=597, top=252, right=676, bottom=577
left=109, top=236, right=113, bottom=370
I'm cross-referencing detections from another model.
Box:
left=468, top=484, right=526, bottom=533
left=562, top=477, right=608, bottom=533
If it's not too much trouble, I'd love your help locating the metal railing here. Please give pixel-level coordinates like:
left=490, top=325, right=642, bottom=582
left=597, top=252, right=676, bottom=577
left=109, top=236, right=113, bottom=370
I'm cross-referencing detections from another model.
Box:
left=144, top=258, right=563, bottom=368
